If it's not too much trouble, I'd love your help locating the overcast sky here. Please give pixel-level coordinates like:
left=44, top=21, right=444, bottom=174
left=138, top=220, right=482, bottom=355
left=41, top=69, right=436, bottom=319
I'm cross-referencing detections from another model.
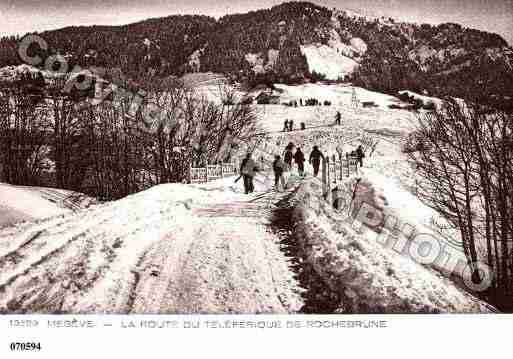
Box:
left=1, top=0, right=512, bottom=45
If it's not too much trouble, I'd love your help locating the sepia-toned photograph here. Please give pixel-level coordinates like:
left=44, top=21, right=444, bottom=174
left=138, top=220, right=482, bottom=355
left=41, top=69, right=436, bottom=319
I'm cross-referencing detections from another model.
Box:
left=0, top=0, right=512, bottom=319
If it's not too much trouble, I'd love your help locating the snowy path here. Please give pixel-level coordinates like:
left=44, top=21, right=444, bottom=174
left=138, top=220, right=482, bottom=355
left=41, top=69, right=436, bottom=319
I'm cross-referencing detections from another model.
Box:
left=129, top=189, right=302, bottom=314
left=0, top=179, right=304, bottom=314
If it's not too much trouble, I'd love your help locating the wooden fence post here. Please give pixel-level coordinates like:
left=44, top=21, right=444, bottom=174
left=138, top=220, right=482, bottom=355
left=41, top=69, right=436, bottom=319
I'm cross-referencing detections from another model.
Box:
left=327, top=158, right=332, bottom=202
left=322, top=158, right=332, bottom=202
left=322, top=157, right=327, bottom=199
left=345, top=153, right=349, bottom=177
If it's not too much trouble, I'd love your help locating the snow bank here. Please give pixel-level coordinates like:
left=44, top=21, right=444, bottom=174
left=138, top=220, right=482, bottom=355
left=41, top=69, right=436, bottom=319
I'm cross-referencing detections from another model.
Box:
left=0, top=184, right=97, bottom=227
left=0, top=184, right=70, bottom=227
left=290, top=179, right=493, bottom=313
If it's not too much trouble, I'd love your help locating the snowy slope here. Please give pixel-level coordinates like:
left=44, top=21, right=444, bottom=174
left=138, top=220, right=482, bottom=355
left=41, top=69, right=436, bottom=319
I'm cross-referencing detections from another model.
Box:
left=300, top=44, right=359, bottom=80
left=247, top=85, right=493, bottom=310
left=299, top=25, right=366, bottom=80
left=291, top=179, right=492, bottom=313
left=181, top=72, right=246, bottom=104
left=273, top=83, right=406, bottom=108
left=252, top=84, right=415, bottom=137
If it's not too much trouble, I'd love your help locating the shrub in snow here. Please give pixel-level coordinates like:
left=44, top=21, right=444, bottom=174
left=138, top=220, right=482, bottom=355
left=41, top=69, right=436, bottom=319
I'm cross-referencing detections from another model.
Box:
left=402, top=131, right=430, bottom=154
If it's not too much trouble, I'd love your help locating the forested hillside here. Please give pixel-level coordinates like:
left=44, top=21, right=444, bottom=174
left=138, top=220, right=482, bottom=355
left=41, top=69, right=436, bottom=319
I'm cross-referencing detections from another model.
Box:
left=0, top=1, right=512, bottom=108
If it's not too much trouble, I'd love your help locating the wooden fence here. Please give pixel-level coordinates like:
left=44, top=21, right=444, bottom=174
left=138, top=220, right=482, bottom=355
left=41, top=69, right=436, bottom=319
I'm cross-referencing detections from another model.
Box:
left=320, top=135, right=380, bottom=202
left=321, top=154, right=361, bottom=201
left=189, top=162, right=238, bottom=184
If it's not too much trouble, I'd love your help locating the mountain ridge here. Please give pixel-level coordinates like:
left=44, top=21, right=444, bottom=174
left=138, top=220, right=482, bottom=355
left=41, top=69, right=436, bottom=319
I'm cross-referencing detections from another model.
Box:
left=0, top=1, right=512, bottom=108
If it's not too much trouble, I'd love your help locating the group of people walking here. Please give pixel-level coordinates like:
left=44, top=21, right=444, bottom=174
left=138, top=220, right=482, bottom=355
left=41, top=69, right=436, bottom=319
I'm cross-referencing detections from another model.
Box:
left=237, top=143, right=365, bottom=194
left=271, top=143, right=326, bottom=192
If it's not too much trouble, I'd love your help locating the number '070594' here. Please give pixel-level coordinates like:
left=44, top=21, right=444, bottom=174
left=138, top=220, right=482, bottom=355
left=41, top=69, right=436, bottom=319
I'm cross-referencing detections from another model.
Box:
left=10, top=342, right=42, bottom=351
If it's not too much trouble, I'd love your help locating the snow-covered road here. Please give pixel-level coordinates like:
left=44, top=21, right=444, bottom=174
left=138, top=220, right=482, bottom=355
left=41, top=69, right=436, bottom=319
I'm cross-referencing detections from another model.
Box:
left=130, top=196, right=303, bottom=314
left=0, top=178, right=304, bottom=314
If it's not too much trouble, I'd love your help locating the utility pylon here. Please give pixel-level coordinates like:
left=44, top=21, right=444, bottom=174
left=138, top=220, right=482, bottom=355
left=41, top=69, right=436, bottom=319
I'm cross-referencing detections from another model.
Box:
left=351, top=87, right=360, bottom=108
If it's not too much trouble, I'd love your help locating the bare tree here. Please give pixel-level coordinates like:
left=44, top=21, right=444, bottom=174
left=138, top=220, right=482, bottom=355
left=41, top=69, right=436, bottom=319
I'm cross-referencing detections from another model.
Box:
left=407, top=101, right=513, bottom=311
left=143, top=78, right=257, bottom=184
left=0, top=88, right=48, bottom=185
left=1, top=73, right=257, bottom=200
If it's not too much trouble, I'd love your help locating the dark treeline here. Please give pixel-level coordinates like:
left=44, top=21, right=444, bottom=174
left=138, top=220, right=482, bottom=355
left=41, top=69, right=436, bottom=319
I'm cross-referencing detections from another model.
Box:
left=0, top=76, right=256, bottom=200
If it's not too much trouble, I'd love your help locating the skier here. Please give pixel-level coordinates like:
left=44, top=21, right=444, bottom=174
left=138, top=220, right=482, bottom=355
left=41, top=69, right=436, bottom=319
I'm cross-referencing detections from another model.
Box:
left=335, top=111, right=341, bottom=125
left=294, top=147, right=306, bottom=177
left=284, top=143, right=294, bottom=170
left=239, top=153, right=259, bottom=194
left=355, top=145, right=365, bottom=168
left=289, top=119, right=294, bottom=131
left=283, top=119, right=289, bottom=132
left=309, top=145, right=325, bottom=177
left=272, top=155, right=286, bottom=191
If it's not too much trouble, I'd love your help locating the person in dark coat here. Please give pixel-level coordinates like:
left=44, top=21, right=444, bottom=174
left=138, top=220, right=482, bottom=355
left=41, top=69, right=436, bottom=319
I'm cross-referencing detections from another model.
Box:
left=272, top=155, right=286, bottom=191
left=309, top=145, right=325, bottom=177
left=294, top=147, right=306, bottom=177
left=335, top=111, right=341, bottom=125
left=289, top=119, right=294, bottom=131
left=355, top=145, right=365, bottom=168
left=283, top=119, right=289, bottom=132
left=239, top=153, right=259, bottom=194
left=284, top=146, right=294, bottom=170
